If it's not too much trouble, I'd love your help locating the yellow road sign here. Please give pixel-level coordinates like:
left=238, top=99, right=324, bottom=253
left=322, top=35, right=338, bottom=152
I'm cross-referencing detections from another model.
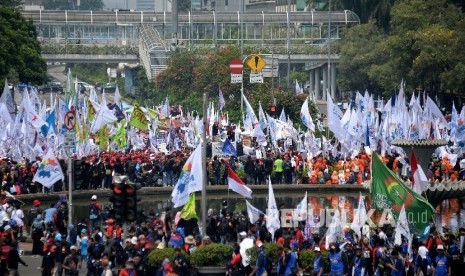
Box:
left=246, top=55, right=266, bottom=73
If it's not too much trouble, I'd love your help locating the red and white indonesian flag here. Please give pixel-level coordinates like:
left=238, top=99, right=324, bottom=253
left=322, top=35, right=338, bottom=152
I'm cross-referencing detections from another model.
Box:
left=411, top=150, right=428, bottom=195
left=228, top=168, right=252, bottom=199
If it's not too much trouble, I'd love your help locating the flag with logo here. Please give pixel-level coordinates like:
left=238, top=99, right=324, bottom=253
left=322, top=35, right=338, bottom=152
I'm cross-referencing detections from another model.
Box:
left=294, top=191, right=308, bottom=221
left=246, top=200, right=264, bottom=224
left=180, top=193, right=198, bottom=220
left=228, top=168, right=252, bottom=198
left=371, top=153, right=434, bottom=235
left=222, top=138, right=237, bottom=156
left=171, top=145, right=203, bottom=207
left=300, top=98, right=315, bottom=132
left=266, top=177, right=280, bottom=239
left=130, top=103, right=149, bottom=131
left=350, top=193, right=368, bottom=239
left=32, top=148, right=64, bottom=188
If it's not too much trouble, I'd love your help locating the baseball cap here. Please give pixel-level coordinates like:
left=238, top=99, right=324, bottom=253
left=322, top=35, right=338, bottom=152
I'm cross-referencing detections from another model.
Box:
left=437, top=244, right=444, bottom=250
left=314, top=246, right=321, bottom=252
left=91, top=195, right=97, bottom=200
left=131, top=236, right=138, bottom=245
left=239, top=231, right=247, bottom=237
left=70, top=245, right=77, bottom=250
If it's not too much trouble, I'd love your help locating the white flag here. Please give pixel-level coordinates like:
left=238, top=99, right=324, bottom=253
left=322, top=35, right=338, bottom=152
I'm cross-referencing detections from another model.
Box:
left=171, top=145, right=203, bottom=207
left=90, top=97, right=117, bottom=133
left=295, top=191, right=308, bottom=221
left=246, top=200, right=264, bottom=224
left=114, top=86, right=121, bottom=108
left=326, top=92, right=344, bottom=141
left=300, top=98, right=315, bottom=132
left=266, top=177, right=280, bottom=239
left=395, top=205, right=411, bottom=245
left=242, top=93, right=258, bottom=126
left=32, top=148, right=64, bottom=188
left=350, top=193, right=367, bottom=239
left=1, top=80, right=15, bottom=117
left=218, top=88, right=225, bottom=111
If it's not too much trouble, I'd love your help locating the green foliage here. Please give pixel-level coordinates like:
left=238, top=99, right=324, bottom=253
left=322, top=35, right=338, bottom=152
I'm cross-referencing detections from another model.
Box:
left=299, top=249, right=330, bottom=273
left=338, top=0, right=465, bottom=94
left=69, top=64, right=110, bottom=85
left=190, top=243, right=233, bottom=267
left=0, top=6, right=47, bottom=84
left=147, top=248, right=190, bottom=268
left=247, top=243, right=282, bottom=267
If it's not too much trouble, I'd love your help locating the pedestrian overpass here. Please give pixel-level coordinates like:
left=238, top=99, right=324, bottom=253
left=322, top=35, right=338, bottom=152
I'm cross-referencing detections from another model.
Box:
left=23, top=9, right=360, bottom=99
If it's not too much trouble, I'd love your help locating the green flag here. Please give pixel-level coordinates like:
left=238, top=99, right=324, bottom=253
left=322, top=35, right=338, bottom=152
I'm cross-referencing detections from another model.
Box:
left=371, top=153, right=434, bottom=235
left=180, top=193, right=198, bottom=220
left=113, top=120, right=127, bottom=149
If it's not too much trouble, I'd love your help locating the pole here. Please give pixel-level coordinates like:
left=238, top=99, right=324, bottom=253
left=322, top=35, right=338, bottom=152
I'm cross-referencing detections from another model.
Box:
left=67, top=158, right=73, bottom=230
left=327, top=0, right=331, bottom=99
left=240, top=0, right=244, bottom=112
left=201, top=92, right=208, bottom=238
left=286, top=0, right=291, bottom=89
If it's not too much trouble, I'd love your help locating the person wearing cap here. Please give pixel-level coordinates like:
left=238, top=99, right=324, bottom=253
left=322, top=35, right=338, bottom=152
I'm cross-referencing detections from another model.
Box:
left=432, top=244, right=450, bottom=276
left=311, top=247, right=324, bottom=276
left=89, top=195, right=101, bottom=232
left=28, top=199, right=42, bottom=235
left=352, top=245, right=366, bottom=276
left=62, top=245, right=79, bottom=276
left=78, top=228, right=89, bottom=268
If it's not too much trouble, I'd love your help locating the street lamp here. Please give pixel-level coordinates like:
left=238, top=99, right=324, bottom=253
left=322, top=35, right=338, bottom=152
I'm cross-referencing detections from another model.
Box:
left=327, top=0, right=331, bottom=99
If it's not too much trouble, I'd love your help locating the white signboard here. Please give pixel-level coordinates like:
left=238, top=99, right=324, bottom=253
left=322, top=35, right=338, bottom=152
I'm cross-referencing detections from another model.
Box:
left=230, top=73, right=243, bottom=84
left=249, top=73, right=264, bottom=83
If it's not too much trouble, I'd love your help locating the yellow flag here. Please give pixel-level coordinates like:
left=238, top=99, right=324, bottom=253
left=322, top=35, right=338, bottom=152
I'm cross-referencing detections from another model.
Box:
left=99, top=125, right=109, bottom=150
left=130, top=103, right=149, bottom=130
left=87, top=99, right=96, bottom=122
left=180, top=193, right=198, bottom=220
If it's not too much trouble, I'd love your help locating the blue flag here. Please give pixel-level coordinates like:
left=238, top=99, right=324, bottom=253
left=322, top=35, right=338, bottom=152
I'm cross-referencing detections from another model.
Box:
left=41, top=110, right=56, bottom=137
left=222, top=138, right=237, bottom=156
left=365, top=122, right=370, bottom=147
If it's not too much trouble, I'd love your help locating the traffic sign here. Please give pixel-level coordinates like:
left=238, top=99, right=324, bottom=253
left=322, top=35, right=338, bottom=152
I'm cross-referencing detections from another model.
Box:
left=246, top=55, right=266, bottom=73
left=64, top=111, right=76, bottom=130
left=229, top=59, right=244, bottom=74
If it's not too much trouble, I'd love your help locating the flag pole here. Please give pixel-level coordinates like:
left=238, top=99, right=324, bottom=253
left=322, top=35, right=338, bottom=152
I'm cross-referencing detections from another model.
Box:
left=201, top=92, right=208, bottom=239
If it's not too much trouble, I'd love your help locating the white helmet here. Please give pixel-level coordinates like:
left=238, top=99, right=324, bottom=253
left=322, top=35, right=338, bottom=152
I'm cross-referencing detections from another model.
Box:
left=91, top=195, right=97, bottom=200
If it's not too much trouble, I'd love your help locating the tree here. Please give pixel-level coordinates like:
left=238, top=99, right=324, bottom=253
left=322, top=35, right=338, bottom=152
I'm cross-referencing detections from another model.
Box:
left=0, top=6, right=47, bottom=84
left=338, top=0, right=465, bottom=94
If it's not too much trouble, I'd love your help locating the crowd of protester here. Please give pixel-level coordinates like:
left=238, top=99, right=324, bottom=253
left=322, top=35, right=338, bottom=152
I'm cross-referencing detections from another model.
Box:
left=0, top=192, right=458, bottom=276
left=0, top=142, right=464, bottom=195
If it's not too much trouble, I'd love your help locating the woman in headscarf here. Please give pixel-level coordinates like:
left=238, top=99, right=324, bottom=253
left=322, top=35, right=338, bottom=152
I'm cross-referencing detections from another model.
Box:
left=32, top=214, right=45, bottom=256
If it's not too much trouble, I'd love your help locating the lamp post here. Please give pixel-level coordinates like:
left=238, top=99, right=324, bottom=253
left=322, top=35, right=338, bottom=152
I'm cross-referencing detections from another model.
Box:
left=286, top=0, right=291, bottom=89
left=327, top=0, right=331, bottom=99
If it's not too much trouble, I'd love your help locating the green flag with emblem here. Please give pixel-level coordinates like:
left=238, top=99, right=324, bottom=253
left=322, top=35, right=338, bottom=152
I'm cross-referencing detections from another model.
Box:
left=371, top=153, right=434, bottom=235
left=180, top=193, right=198, bottom=220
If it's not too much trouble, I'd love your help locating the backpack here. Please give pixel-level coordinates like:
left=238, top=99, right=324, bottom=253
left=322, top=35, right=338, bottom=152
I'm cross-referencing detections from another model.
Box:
left=89, top=203, right=99, bottom=220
